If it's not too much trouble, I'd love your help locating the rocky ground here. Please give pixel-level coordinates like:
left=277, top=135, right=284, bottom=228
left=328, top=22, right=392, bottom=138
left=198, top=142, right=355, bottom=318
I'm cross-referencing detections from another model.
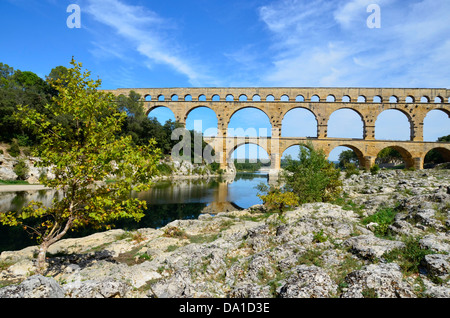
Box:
left=0, top=168, right=449, bottom=298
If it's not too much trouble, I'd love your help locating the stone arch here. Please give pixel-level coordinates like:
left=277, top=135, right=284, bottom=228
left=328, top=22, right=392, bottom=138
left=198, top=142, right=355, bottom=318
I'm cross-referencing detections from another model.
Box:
left=328, top=108, right=365, bottom=139
left=434, top=96, right=444, bottom=103
left=421, top=96, right=430, bottom=103
left=423, top=109, right=450, bottom=142
left=228, top=142, right=271, bottom=165
left=281, top=94, right=290, bottom=101
left=326, top=95, right=336, bottom=102
left=405, top=96, right=415, bottom=103
left=226, top=94, right=234, bottom=101
left=228, top=106, right=272, bottom=137
left=212, top=94, right=220, bottom=101
left=311, top=95, right=320, bottom=102
left=252, top=94, right=261, bottom=101
left=357, top=95, right=366, bottom=103
left=281, top=107, right=318, bottom=138
left=375, top=146, right=414, bottom=169
left=373, top=95, right=382, bottom=103
left=281, top=143, right=314, bottom=160
left=342, top=95, right=351, bottom=103
left=198, top=94, right=207, bottom=101
left=424, top=147, right=450, bottom=167
left=329, top=145, right=365, bottom=169
left=158, top=94, right=165, bottom=101
left=144, top=94, right=152, bottom=101
left=389, top=95, right=398, bottom=103
left=266, top=94, right=275, bottom=101
left=375, top=109, right=412, bottom=141
left=296, top=95, right=305, bottom=102
left=185, top=94, right=192, bottom=101
left=146, top=105, right=177, bottom=124
left=171, top=94, right=179, bottom=101
left=185, top=106, right=218, bottom=137
left=239, top=94, right=248, bottom=101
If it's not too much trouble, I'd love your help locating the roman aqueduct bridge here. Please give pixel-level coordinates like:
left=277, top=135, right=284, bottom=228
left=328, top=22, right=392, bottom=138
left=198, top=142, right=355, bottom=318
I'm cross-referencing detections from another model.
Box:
left=103, top=87, right=450, bottom=172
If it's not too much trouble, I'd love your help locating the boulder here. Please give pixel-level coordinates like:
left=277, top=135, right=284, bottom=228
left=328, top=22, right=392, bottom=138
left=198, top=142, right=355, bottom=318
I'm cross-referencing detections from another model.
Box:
left=0, top=275, right=64, bottom=298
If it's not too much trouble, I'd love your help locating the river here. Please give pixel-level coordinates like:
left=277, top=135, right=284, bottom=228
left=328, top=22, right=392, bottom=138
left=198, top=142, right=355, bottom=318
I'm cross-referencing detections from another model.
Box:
left=0, top=172, right=269, bottom=253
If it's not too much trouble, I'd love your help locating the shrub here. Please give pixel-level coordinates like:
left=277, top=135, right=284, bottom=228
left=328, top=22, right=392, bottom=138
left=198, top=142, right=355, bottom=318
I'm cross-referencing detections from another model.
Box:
left=256, top=184, right=299, bottom=215
left=7, top=139, right=20, bottom=157
left=370, top=164, right=380, bottom=175
left=283, top=143, right=342, bottom=204
left=344, top=162, right=360, bottom=179
left=362, top=207, right=398, bottom=237
left=13, top=159, right=29, bottom=180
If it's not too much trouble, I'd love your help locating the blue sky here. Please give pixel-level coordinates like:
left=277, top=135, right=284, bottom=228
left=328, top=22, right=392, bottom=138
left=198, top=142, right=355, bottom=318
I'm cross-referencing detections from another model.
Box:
left=1, top=0, right=449, bottom=161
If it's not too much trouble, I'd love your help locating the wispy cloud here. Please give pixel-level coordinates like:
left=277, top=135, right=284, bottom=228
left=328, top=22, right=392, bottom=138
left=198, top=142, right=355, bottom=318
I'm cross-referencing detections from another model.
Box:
left=83, top=0, right=213, bottom=86
left=254, top=0, right=450, bottom=88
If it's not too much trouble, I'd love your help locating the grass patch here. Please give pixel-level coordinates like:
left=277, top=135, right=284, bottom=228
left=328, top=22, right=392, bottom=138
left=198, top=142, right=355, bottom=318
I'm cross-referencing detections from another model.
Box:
left=383, top=236, right=435, bottom=275
left=362, top=207, right=398, bottom=237
left=0, top=180, right=30, bottom=185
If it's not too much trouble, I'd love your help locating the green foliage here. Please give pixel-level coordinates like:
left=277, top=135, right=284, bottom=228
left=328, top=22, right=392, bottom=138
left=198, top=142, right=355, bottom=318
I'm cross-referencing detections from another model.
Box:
left=256, top=183, right=299, bottom=215
left=338, top=150, right=359, bottom=169
left=283, top=143, right=342, bottom=204
left=234, top=159, right=271, bottom=172
left=370, top=164, right=380, bottom=175
left=362, top=207, right=398, bottom=237
left=383, top=236, right=435, bottom=275
left=376, top=147, right=402, bottom=164
left=0, top=58, right=161, bottom=273
left=344, top=162, right=360, bottom=178
left=313, top=229, right=328, bottom=243
left=7, top=139, right=20, bottom=157
left=13, top=159, right=28, bottom=180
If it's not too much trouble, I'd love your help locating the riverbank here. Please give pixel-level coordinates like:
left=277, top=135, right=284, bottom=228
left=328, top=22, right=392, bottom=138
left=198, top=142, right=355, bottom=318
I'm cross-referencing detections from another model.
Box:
left=0, top=169, right=449, bottom=298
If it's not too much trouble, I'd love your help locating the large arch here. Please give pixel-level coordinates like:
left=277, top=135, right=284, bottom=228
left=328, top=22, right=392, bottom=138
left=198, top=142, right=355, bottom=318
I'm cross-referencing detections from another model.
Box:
left=185, top=106, right=218, bottom=137
left=327, top=108, right=364, bottom=139
left=281, top=107, right=318, bottom=138
left=375, top=146, right=414, bottom=169
left=328, top=145, right=365, bottom=168
left=375, top=109, right=412, bottom=141
left=228, top=142, right=271, bottom=165
left=423, top=109, right=450, bottom=142
left=146, top=105, right=176, bottom=125
left=424, top=147, right=450, bottom=167
left=228, top=107, right=272, bottom=137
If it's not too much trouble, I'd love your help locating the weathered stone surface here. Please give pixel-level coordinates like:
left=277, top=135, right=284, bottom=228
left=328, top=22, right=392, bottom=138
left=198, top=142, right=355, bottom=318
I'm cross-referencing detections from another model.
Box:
left=341, top=263, right=416, bottom=298
left=278, top=265, right=338, bottom=298
left=0, top=275, right=64, bottom=298
left=343, top=235, right=405, bottom=259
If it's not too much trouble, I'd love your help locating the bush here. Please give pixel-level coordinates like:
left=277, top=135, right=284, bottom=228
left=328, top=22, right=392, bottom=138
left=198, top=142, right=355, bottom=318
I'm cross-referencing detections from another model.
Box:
left=362, top=207, right=397, bottom=237
left=7, top=139, right=20, bottom=157
left=370, top=164, right=380, bottom=175
left=344, top=162, right=360, bottom=179
left=13, top=159, right=29, bottom=180
left=256, top=184, right=299, bottom=215
left=283, top=144, right=342, bottom=204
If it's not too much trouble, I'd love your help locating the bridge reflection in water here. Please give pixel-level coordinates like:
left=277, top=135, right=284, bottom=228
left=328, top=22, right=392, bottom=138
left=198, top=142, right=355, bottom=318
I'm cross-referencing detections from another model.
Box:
left=0, top=173, right=269, bottom=252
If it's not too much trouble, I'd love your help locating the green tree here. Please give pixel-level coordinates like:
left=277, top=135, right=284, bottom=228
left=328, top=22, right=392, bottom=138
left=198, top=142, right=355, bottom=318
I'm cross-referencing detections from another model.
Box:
left=283, top=143, right=342, bottom=204
left=256, top=183, right=299, bottom=215
left=0, top=58, right=161, bottom=273
left=338, top=150, right=359, bottom=169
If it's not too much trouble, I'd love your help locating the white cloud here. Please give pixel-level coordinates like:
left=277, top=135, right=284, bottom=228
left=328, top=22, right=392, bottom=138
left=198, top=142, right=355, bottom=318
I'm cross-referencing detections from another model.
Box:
left=83, top=0, right=212, bottom=86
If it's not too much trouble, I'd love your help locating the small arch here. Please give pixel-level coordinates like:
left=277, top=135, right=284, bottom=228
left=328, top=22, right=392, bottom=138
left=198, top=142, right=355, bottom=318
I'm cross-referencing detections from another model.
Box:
left=342, top=95, right=351, bottom=103
left=434, top=96, right=444, bottom=103
left=296, top=95, right=305, bottom=102
left=357, top=95, right=366, bottom=103
left=158, top=94, right=165, bottom=101
left=326, top=95, right=336, bottom=102
left=239, top=94, right=248, bottom=102
left=421, top=96, right=430, bottom=103
left=389, top=96, right=398, bottom=103
left=252, top=94, right=261, bottom=101
left=405, top=96, right=414, bottom=103
left=226, top=94, right=234, bottom=101
left=229, top=143, right=271, bottom=167
left=185, top=94, right=192, bottom=101
left=171, top=94, right=179, bottom=101
left=280, top=95, right=290, bottom=101
left=212, top=94, right=220, bottom=101
left=376, top=146, right=414, bottom=169
left=144, top=94, right=152, bottom=101
left=198, top=94, right=207, bottom=101
left=373, top=95, right=382, bottom=103
left=311, top=95, right=320, bottom=102
left=266, top=95, right=275, bottom=101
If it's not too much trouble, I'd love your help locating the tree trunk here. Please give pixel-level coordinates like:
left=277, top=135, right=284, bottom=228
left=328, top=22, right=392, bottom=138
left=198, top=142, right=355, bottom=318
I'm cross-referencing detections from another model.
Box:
left=37, top=242, right=50, bottom=274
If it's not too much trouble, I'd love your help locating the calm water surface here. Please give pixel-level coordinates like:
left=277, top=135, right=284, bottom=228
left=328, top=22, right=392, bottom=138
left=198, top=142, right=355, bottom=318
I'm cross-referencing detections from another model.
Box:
left=0, top=172, right=269, bottom=252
